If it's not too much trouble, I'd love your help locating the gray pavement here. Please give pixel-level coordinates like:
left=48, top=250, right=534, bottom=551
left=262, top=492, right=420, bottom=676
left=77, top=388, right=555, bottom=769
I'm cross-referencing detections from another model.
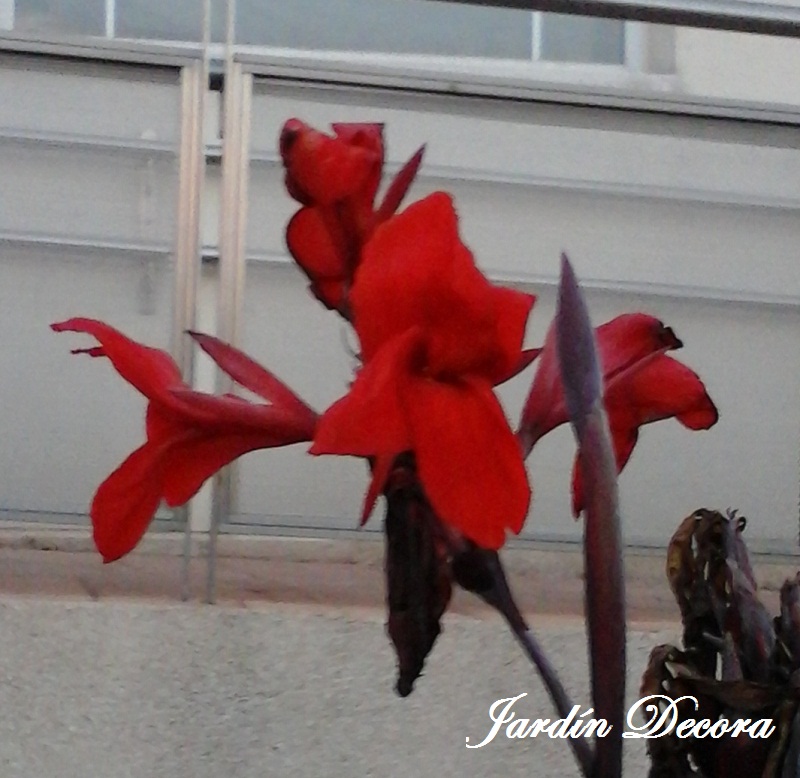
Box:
left=0, top=595, right=679, bottom=778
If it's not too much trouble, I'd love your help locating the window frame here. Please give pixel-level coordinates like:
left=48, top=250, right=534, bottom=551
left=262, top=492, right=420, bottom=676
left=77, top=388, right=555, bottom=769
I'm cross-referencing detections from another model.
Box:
left=7, top=0, right=677, bottom=91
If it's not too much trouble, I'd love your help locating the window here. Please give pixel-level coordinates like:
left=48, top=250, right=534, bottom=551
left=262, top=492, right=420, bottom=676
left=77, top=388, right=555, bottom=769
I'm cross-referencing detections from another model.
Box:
left=0, top=0, right=674, bottom=79
left=13, top=0, right=105, bottom=37
left=233, top=1, right=628, bottom=68
left=234, top=0, right=535, bottom=59
left=536, top=12, right=626, bottom=65
left=114, top=0, right=228, bottom=43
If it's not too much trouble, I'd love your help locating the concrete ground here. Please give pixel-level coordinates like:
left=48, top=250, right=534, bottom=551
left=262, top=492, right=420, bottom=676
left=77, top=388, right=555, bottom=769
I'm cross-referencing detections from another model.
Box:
left=0, top=530, right=797, bottom=777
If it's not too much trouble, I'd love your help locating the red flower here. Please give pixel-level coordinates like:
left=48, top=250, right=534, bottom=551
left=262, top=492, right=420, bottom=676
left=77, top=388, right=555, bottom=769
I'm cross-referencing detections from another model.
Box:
left=52, top=318, right=316, bottom=562
left=281, top=119, right=424, bottom=314
left=311, top=192, right=535, bottom=550
left=518, top=312, right=718, bottom=515
left=570, top=351, right=718, bottom=514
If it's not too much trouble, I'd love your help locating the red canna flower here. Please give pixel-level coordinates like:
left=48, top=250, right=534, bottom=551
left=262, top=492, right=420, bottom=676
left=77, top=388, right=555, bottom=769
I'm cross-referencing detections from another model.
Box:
left=311, top=192, right=535, bottom=550
left=519, top=312, right=684, bottom=456
left=280, top=118, right=424, bottom=315
left=570, top=352, right=718, bottom=515
left=517, top=312, right=717, bottom=515
left=51, top=318, right=317, bottom=563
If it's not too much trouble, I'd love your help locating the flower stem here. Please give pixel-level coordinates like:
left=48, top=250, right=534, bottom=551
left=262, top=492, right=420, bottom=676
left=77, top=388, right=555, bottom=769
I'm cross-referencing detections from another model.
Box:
left=452, top=545, right=595, bottom=776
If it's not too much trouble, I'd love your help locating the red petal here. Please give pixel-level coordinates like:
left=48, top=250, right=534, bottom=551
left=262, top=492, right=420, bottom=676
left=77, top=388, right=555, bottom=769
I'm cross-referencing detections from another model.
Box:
left=331, top=122, right=384, bottom=205
left=376, top=145, right=425, bottom=221
left=161, top=430, right=282, bottom=506
left=494, top=347, right=542, bottom=386
left=186, top=331, right=317, bottom=424
left=330, top=122, right=384, bottom=148
left=598, top=313, right=683, bottom=388
left=353, top=192, right=531, bottom=379
left=406, top=377, right=530, bottom=550
left=571, top=354, right=717, bottom=515
left=308, top=278, right=348, bottom=313
left=280, top=120, right=380, bottom=205
left=311, top=331, right=419, bottom=457
left=169, top=388, right=316, bottom=441
left=146, top=402, right=187, bottom=442
left=52, top=318, right=184, bottom=405
left=605, top=354, right=718, bottom=430
left=571, top=418, right=638, bottom=517
left=90, top=438, right=172, bottom=562
left=517, top=324, right=563, bottom=455
left=484, top=285, right=536, bottom=383
left=519, top=313, right=683, bottom=455
left=286, top=206, right=348, bottom=280
left=360, top=453, right=395, bottom=526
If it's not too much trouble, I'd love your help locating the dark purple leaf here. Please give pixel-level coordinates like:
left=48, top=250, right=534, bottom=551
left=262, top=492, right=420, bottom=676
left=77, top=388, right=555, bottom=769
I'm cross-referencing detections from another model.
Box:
left=556, top=253, right=625, bottom=778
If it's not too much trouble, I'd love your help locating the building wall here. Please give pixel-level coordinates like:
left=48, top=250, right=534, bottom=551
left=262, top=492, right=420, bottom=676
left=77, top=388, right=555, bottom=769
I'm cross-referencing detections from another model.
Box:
left=2, top=26, right=800, bottom=550
left=676, top=27, right=800, bottom=105
left=228, top=79, right=800, bottom=550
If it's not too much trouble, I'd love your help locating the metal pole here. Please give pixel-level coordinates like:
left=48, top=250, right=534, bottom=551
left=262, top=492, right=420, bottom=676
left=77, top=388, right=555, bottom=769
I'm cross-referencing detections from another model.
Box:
left=207, top=0, right=251, bottom=604
left=177, top=0, right=213, bottom=603
left=430, top=0, right=800, bottom=38
left=173, top=59, right=205, bottom=601
left=104, top=0, right=115, bottom=38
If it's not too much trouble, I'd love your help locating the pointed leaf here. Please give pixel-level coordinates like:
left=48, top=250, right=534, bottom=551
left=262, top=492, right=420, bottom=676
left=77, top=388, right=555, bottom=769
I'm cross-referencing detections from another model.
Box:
left=556, top=254, right=624, bottom=778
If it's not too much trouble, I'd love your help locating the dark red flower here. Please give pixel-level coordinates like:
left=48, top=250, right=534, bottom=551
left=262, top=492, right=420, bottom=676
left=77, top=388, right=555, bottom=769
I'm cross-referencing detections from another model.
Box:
left=311, top=192, right=535, bottom=550
left=519, top=313, right=684, bottom=454
left=570, top=352, right=718, bottom=515
left=52, top=318, right=316, bottom=562
left=517, top=312, right=717, bottom=515
left=280, top=119, right=424, bottom=314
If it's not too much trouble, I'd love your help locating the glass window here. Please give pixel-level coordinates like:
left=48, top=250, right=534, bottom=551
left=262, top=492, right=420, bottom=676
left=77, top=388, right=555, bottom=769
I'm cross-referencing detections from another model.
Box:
left=116, top=0, right=201, bottom=41
left=14, top=0, right=105, bottom=37
left=235, top=0, right=533, bottom=59
left=12, top=0, right=630, bottom=68
left=115, top=0, right=229, bottom=42
left=538, top=13, right=626, bottom=65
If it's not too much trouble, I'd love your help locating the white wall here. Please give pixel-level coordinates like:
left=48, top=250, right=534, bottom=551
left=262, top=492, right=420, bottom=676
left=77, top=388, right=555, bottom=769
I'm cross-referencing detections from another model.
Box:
left=224, top=79, right=800, bottom=549
left=0, top=55, right=183, bottom=524
left=2, top=45, right=799, bottom=551
left=675, top=27, right=800, bottom=105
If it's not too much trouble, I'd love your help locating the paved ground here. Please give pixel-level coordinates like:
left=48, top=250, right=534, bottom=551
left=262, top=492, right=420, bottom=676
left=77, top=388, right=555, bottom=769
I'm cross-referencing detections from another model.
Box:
left=0, top=531, right=796, bottom=777
left=0, top=595, right=680, bottom=778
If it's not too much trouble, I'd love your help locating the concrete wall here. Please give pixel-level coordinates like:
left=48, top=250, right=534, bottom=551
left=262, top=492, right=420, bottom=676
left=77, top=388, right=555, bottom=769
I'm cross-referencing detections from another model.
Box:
left=0, top=55, right=182, bottom=524
left=228, top=80, right=800, bottom=549
left=676, top=27, right=800, bottom=105
left=2, top=37, right=800, bottom=550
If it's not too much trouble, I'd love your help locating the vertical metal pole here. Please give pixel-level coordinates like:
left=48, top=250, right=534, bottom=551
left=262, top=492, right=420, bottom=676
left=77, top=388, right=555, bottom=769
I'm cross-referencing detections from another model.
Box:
left=207, top=0, right=251, bottom=604
left=0, top=0, right=14, bottom=31
left=531, top=11, right=543, bottom=61
left=624, top=21, right=649, bottom=72
left=173, top=59, right=205, bottom=601
left=104, top=0, right=115, bottom=38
